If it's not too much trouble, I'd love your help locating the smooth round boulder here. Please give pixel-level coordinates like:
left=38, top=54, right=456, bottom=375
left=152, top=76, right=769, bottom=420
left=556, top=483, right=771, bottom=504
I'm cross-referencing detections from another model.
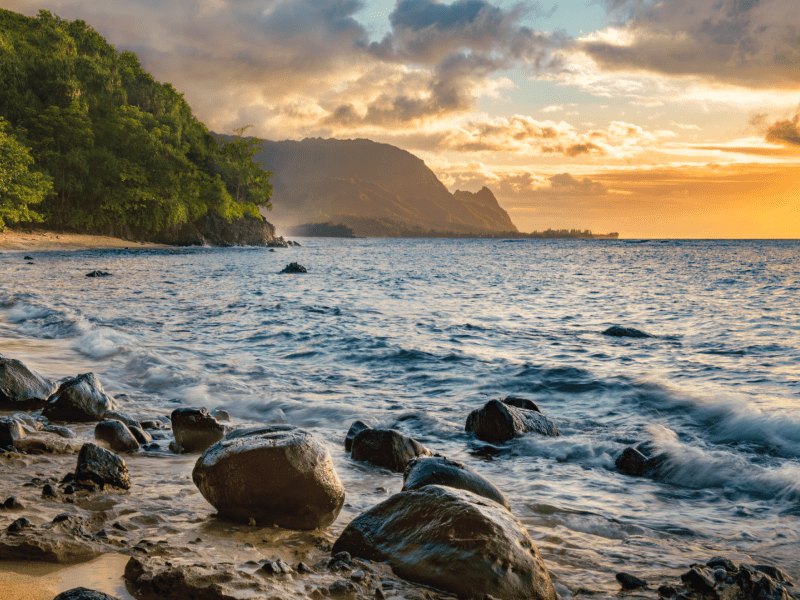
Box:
left=332, top=485, right=556, bottom=600
left=103, top=411, right=141, bottom=430
left=403, top=456, right=510, bottom=510
left=54, top=588, right=120, bottom=600
left=171, top=407, right=225, bottom=452
left=95, top=421, right=140, bottom=452
left=0, top=353, right=57, bottom=410
left=42, top=373, right=116, bottom=422
left=344, top=420, right=371, bottom=452
left=350, top=428, right=431, bottom=473
left=466, top=399, right=558, bottom=443
left=192, top=425, right=345, bottom=530
left=75, top=443, right=131, bottom=490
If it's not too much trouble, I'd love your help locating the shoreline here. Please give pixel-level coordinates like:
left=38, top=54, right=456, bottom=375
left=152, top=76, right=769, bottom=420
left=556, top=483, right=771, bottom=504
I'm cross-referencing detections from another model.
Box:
left=0, top=229, right=172, bottom=253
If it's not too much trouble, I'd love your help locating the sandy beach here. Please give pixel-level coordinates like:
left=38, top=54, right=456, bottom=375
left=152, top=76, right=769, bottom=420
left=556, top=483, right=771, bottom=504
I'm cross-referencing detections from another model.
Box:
left=0, top=229, right=171, bottom=253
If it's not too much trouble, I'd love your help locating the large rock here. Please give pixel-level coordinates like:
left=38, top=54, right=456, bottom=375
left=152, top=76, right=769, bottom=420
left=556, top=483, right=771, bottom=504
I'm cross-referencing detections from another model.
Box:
left=332, top=485, right=556, bottom=600
left=466, top=399, right=558, bottom=442
left=0, top=416, right=26, bottom=447
left=42, top=373, right=116, bottom=422
left=95, top=421, right=140, bottom=452
left=403, top=456, right=510, bottom=510
left=171, top=407, right=225, bottom=452
left=192, top=425, right=345, bottom=529
left=75, top=443, right=131, bottom=490
left=0, top=353, right=57, bottom=410
left=350, top=428, right=431, bottom=473
left=54, top=589, right=120, bottom=600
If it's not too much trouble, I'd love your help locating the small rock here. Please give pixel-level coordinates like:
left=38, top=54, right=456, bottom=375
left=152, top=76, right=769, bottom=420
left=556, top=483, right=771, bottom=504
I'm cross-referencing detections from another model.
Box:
left=4, top=497, right=24, bottom=509
left=63, top=485, right=75, bottom=495
left=0, top=417, right=26, bottom=446
left=211, top=409, right=231, bottom=422
left=168, top=441, right=184, bottom=454
left=375, top=587, right=386, bottom=600
left=350, top=428, right=431, bottom=473
left=74, top=443, right=131, bottom=490
left=297, top=562, right=314, bottom=573
left=602, top=325, right=652, bottom=338
left=329, top=580, right=358, bottom=597
left=260, top=560, right=282, bottom=575
left=85, top=271, right=113, bottom=278
left=171, top=407, right=225, bottom=452
left=616, top=572, right=647, bottom=590
left=657, top=585, right=677, bottom=597
left=280, top=262, right=307, bottom=274
left=139, top=420, right=162, bottom=430
left=350, top=569, right=365, bottom=582
left=615, top=447, right=649, bottom=477
left=8, top=517, right=32, bottom=532
left=23, top=256, right=33, bottom=260
left=128, top=426, right=152, bottom=445
left=95, top=420, right=140, bottom=452
left=103, top=411, right=141, bottom=430
left=43, top=425, right=76, bottom=438
left=681, top=567, right=717, bottom=592
left=42, top=483, right=58, bottom=498
left=753, top=564, right=793, bottom=584
left=706, top=557, right=737, bottom=572
left=345, top=420, right=372, bottom=452
left=42, top=373, right=116, bottom=422
left=466, top=399, right=558, bottom=442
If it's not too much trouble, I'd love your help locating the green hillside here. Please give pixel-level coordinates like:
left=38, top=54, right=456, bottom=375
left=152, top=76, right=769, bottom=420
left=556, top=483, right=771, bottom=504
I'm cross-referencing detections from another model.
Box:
left=0, top=9, right=271, bottom=232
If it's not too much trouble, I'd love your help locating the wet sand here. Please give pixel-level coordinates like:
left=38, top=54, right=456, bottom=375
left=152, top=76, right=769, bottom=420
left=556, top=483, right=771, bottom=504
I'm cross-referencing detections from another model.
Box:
left=0, top=229, right=170, bottom=252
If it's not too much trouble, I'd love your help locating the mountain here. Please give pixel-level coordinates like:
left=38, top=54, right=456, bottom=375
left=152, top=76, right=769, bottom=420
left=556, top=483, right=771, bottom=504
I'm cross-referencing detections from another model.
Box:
left=253, top=138, right=518, bottom=236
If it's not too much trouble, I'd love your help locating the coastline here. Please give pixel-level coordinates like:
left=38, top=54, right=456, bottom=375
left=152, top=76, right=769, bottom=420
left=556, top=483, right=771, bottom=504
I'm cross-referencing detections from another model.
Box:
left=0, top=229, right=172, bottom=253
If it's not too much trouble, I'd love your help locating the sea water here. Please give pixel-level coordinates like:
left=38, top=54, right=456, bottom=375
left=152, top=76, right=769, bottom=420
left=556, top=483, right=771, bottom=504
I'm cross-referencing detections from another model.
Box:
left=1, top=238, right=798, bottom=591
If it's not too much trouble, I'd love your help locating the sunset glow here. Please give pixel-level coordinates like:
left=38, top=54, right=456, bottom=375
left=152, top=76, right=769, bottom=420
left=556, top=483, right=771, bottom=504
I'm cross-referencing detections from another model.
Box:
left=7, top=0, right=799, bottom=237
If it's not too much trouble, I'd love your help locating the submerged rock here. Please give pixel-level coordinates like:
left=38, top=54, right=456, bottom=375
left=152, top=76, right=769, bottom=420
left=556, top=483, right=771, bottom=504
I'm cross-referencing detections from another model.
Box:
left=466, top=399, right=558, bottom=443
left=402, top=456, right=510, bottom=510
left=42, top=373, right=116, bottom=422
left=602, top=325, right=652, bottom=338
left=350, top=428, right=431, bottom=473
left=280, top=262, right=307, bottom=274
left=74, top=443, right=131, bottom=490
left=0, top=353, right=57, bottom=410
left=10, top=411, right=43, bottom=431
left=617, top=572, right=648, bottom=590
left=171, top=407, right=225, bottom=453
left=85, top=271, right=113, bottom=278
left=332, top=485, right=556, bottom=600
left=129, top=426, right=152, bottom=444
left=95, top=420, right=140, bottom=452
left=103, top=410, right=142, bottom=430
left=192, top=425, right=345, bottom=529
left=344, top=420, right=372, bottom=452
left=43, top=424, right=76, bottom=438
left=615, top=443, right=667, bottom=478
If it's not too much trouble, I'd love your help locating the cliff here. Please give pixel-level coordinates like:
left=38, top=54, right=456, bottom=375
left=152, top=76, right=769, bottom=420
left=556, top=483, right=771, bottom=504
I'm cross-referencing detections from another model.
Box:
left=253, top=138, right=518, bottom=236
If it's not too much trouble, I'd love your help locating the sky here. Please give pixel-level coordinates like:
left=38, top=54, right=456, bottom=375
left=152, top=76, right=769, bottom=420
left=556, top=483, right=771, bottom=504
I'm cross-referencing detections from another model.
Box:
left=6, top=0, right=800, bottom=237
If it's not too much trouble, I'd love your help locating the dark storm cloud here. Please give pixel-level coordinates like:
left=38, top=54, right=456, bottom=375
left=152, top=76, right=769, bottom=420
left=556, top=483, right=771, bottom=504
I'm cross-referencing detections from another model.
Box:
left=582, top=0, right=800, bottom=89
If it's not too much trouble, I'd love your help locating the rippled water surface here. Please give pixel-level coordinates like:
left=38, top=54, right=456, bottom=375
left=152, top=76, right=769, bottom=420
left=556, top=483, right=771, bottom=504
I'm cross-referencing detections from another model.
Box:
left=1, top=238, right=799, bottom=591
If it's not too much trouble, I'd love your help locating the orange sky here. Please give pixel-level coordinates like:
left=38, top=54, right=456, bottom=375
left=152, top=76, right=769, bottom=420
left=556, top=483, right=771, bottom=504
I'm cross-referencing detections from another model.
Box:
left=7, top=0, right=800, bottom=237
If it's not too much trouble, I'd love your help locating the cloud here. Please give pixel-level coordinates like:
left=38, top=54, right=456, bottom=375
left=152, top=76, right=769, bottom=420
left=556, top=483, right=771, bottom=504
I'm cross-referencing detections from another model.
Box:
left=765, top=112, right=800, bottom=146
left=579, top=0, right=800, bottom=89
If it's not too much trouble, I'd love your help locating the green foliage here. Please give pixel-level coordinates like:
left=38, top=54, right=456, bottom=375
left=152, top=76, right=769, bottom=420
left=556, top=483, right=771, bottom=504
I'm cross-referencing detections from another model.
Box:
left=0, top=8, right=271, bottom=233
left=0, top=117, right=52, bottom=229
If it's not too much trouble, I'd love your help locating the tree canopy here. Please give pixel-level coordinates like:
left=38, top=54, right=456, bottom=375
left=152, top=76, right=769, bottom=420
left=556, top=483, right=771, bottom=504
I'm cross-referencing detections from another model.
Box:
left=0, top=9, right=271, bottom=233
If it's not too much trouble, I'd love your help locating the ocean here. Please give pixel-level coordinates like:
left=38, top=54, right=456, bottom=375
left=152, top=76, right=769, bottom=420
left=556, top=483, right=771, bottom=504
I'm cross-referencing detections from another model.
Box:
left=1, top=238, right=798, bottom=593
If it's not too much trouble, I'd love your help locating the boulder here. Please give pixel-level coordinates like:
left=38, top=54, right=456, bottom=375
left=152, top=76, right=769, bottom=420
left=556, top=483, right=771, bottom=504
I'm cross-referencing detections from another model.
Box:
left=0, top=353, right=57, bottom=409
left=617, top=573, right=648, bottom=590
left=75, top=443, right=131, bottom=490
left=95, top=421, right=140, bottom=452
left=466, top=399, right=558, bottom=443
left=344, top=420, right=371, bottom=452
left=42, top=373, right=116, bottom=422
left=0, top=416, right=26, bottom=447
left=192, top=425, right=345, bottom=529
left=350, top=429, right=431, bottom=473
left=402, top=456, right=510, bottom=510
left=171, top=407, right=225, bottom=452
left=54, top=589, right=120, bottom=600
left=602, top=325, right=652, bottom=338
left=332, top=485, right=556, bottom=600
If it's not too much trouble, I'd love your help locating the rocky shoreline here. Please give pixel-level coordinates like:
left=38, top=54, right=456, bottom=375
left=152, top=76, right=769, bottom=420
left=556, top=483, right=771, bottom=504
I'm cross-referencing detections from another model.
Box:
left=1, top=353, right=796, bottom=600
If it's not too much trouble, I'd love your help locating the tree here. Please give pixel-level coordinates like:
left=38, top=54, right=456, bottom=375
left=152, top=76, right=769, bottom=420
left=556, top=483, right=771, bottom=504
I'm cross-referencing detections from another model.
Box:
left=0, top=117, right=52, bottom=229
left=215, top=126, right=273, bottom=212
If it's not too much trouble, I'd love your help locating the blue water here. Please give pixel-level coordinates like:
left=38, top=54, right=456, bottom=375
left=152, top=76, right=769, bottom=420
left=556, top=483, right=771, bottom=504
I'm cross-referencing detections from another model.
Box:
left=1, top=238, right=798, bottom=590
